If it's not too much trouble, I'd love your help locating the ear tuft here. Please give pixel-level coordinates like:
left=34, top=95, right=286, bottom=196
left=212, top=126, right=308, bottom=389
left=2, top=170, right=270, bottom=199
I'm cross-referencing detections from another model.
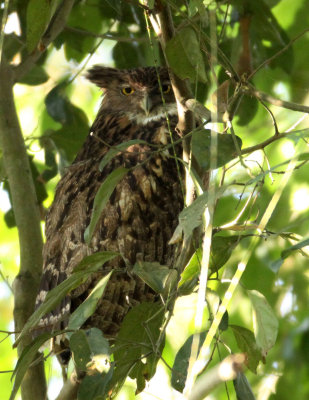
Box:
left=85, top=66, right=121, bottom=88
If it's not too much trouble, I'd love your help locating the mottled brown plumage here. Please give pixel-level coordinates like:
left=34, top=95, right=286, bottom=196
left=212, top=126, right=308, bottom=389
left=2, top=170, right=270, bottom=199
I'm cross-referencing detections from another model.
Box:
left=35, top=66, right=183, bottom=358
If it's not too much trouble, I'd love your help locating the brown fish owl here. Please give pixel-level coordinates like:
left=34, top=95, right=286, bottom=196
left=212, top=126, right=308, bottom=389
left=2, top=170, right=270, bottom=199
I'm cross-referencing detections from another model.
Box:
left=35, top=66, right=184, bottom=359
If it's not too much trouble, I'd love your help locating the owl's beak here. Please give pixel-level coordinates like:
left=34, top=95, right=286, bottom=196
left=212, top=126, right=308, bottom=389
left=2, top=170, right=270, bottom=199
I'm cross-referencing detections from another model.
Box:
left=140, top=94, right=152, bottom=116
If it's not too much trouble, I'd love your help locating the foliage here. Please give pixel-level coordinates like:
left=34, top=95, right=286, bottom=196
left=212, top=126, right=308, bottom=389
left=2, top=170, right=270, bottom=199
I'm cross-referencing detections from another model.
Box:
left=1, top=0, right=309, bottom=399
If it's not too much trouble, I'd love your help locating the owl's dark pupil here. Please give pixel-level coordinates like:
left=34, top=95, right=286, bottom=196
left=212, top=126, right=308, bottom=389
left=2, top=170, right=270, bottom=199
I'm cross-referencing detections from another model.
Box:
left=122, top=87, right=134, bottom=95
left=162, top=84, right=171, bottom=94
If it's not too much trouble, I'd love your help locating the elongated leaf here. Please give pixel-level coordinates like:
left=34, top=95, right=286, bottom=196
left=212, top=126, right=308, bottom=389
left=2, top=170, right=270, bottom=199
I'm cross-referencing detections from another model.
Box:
left=68, top=272, right=112, bottom=334
left=84, top=167, right=128, bottom=243
left=270, top=237, right=309, bottom=272
left=247, top=290, right=278, bottom=357
left=14, top=252, right=118, bottom=347
left=233, top=371, right=256, bottom=400
left=10, top=333, right=54, bottom=400
left=178, top=249, right=201, bottom=293
left=231, top=325, right=263, bottom=373
left=170, top=186, right=226, bottom=243
left=99, top=139, right=148, bottom=171
left=281, top=238, right=309, bottom=259
left=26, top=0, right=53, bottom=52
left=166, top=27, right=207, bottom=83
left=171, top=332, right=206, bottom=392
left=132, top=261, right=176, bottom=295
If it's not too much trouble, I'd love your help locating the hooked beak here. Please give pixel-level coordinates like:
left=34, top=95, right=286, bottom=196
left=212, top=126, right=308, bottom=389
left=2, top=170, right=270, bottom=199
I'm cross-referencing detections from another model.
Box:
left=140, top=94, right=152, bottom=116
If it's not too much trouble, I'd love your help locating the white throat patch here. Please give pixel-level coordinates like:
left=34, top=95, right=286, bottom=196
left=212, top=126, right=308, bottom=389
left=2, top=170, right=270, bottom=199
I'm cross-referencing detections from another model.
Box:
left=126, top=103, right=178, bottom=125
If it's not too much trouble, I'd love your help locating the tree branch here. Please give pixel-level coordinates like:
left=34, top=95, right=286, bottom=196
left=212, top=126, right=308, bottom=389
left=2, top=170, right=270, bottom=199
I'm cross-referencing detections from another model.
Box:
left=0, top=58, right=46, bottom=400
left=64, top=26, right=148, bottom=42
left=246, top=84, right=309, bottom=114
left=188, top=353, right=246, bottom=400
left=13, top=0, right=75, bottom=82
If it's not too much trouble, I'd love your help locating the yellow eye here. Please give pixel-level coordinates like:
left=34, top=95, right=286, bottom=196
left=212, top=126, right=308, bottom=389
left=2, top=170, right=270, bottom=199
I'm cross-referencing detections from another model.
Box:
left=162, top=84, right=171, bottom=94
left=121, top=87, right=135, bottom=95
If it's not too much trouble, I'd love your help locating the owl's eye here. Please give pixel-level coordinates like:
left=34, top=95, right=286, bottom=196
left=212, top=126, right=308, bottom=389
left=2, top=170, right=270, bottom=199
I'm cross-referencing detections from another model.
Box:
left=161, top=84, right=171, bottom=94
left=121, top=87, right=135, bottom=95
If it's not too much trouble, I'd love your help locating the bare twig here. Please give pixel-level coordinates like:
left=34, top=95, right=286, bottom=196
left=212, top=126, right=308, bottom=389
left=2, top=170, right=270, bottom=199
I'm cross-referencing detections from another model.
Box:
left=13, top=0, right=75, bottom=81
left=248, top=28, right=309, bottom=80
left=246, top=85, right=309, bottom=114
left=65, top=26, right=147, bottom=42
left=241, top=132, right=287, bottom=155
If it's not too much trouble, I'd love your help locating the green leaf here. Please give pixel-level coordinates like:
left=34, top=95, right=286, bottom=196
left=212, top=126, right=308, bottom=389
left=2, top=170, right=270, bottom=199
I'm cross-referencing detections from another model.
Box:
left=281, top=238, right=309, bottom=260
left=99, top=139, right=148, bottom=171
left=192, top=130, right=242, bottom=171
left=68, top=272, right=113, bottom=335
left=270, top=237, right=309, bottom=272
left=236, top=96, right=259, bottom=126
left=70, top=330, right=92, bottom=371
left=18, top=65, right=49, bottom=85
left=113, top=42, right=139, bottom=69
left=233, top=371, right=256, bottom=400
left=170, top=187, right=226, bottom=243
left=14, top=252, right=118, bottom=347
left=26, top=0, right=53, bottom=52
left=84, top=167, right=128, bottom=244
left=109, top=303, right=165, bottom=396
left=209, top=235, right=241, bottom=273
left=87, top=328, right=110, bottom=358
left=166, top=27, right=207, bottom=83
left=178, top=249, right=201, bottom=293
left=78, top=368, right=114, bottom=400
left=3, top=33, right=23, bottom=61
left=247, top=290, right=278, bottom=357
left=169, top=191, right=208, bottom=243
left=45, top=82, right=88, bottom=125
left=230, top=325, right=263, bottom=373
left=171, top=332, right=206, bottom=392
left=132, top=261, right=176, bottom=295
left=10, top=333, right=55, bottom=400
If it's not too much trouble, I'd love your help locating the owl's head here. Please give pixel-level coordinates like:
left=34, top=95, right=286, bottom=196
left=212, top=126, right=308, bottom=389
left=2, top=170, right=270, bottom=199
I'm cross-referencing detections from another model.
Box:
left=86, top=66, right=177, bottom=124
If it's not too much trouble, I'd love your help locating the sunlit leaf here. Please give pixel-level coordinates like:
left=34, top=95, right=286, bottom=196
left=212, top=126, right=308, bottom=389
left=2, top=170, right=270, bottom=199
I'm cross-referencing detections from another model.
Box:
left=26, top=0, right=53, bottom=52
left=231, top=325, right=263, bottom=373
left=70, top=330, right=92, bottom=371
left=78, top=367, right=114, bottom=400
left=171, top=332, right=206, bottom=392
left=68, top=272, right=113, bottom=334
left=247, top=290, right=278, bottom=357
left=109, top=303, right=164, bottom=397
left=132, top=261, right=176, bottom=295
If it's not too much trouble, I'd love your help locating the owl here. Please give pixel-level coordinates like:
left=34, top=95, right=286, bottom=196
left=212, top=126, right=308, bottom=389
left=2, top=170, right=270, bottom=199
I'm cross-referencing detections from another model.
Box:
left=34, top=66, right=184, bottom=362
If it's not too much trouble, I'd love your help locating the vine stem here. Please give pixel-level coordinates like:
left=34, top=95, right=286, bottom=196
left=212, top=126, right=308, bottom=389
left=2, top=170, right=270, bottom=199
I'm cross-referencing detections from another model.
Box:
left=192, top=143, right=300, bottom=380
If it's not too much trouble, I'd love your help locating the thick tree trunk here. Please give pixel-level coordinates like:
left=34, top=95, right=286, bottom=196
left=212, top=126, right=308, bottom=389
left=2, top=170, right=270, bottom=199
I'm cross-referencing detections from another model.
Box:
left=0, top=58, right=47, bottom=400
